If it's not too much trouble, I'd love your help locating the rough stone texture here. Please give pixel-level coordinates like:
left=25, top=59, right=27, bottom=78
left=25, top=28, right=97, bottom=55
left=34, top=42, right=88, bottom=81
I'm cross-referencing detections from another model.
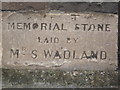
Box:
left=2, top=2, right=47, bottom=11
left=1, top=2, right=118, bottom=14
left=118, top=1, right=120, bottom=71
left=0, top=2, right=2, bottom=68
left=48, top=2, right=118, bottom=14
left=0, top=22, right=1, bottom=90
left=1, top=2, right=119, bottom=88
left=2, top=69, right=118, bottom=88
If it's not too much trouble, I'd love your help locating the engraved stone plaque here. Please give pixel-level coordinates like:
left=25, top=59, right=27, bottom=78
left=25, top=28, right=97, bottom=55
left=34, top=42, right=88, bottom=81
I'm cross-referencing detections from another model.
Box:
left=2, top=12, right=118, bottom=70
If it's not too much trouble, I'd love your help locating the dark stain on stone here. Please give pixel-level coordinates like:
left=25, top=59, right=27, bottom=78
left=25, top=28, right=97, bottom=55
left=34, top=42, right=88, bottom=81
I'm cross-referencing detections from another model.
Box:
left=32, top=23, right=38, bottom=29
left=43, top=14, right=46, bottom=18
left=86, top=54, right=97, bottom=59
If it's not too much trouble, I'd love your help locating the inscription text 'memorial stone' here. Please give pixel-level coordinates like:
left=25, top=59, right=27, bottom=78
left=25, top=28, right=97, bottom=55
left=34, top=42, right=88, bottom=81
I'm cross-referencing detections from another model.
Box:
left=2, top=12, right=118, bottom=70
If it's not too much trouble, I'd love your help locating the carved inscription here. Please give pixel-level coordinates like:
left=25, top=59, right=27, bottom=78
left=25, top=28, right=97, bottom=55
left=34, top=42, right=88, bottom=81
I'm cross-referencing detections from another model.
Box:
left=2, top=13, right=118, bottom=70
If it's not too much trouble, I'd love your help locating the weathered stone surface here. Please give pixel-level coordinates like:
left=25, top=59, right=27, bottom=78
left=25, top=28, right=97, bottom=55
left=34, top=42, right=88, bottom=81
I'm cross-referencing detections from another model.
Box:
left=2, top=2, right=47, bottom=11
left=0, top=26, right=1, bottom=90
left=2, top=2, right=118, bottom=14
left=48, top=2, right=118, bottom=14
left=0, top=3, right=2, bottom=68
left=2, top=12, right=118, bottom=70
left=1, top=2, right=119, bottom=89
left=2, top=69, right=118, bottom=88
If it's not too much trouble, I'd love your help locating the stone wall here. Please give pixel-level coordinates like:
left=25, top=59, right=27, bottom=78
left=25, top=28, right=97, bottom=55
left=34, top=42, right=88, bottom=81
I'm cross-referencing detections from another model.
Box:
left=1, top=2, right=119, bottom=89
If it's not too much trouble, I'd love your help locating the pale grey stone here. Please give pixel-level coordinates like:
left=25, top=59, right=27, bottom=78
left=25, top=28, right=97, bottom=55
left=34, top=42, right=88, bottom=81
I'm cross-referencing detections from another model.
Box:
left=2, top=12, right=118, bottom=70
